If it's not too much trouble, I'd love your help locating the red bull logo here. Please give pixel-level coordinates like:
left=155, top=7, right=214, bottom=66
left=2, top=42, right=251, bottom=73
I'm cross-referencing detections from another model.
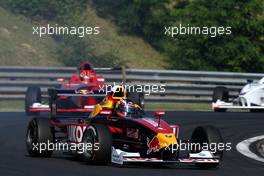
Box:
left=147, top=136, right=160, bottom=155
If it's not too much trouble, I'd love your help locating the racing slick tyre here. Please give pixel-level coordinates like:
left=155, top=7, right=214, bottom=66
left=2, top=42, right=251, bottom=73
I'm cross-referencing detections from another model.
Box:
left=81, top=124, right=112, bottom=165
left=212, top=86, right=229, bottom=112
left=191, top=125, right=223, bottom=169
left=25, top=86, right=41, bottom=116
left=127, top=92, right=145, bottom=110
left=26, top=117, right=54, bottom=157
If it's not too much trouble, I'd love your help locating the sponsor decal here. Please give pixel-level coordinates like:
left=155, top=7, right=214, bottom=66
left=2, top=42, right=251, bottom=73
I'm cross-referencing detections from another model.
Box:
left=67, top=126, right=87, bottom=143
left=147, top=136, right=160, bottom=154
left=199, top=152, right=206, bottom=156
left=111, top=147, right=124, bottom=165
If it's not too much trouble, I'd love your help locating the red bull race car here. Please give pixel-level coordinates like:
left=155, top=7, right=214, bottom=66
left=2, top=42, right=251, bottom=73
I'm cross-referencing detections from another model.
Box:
left=26, top=87, right=224, bottom=169
left=24, top=62, right=118, bottom=116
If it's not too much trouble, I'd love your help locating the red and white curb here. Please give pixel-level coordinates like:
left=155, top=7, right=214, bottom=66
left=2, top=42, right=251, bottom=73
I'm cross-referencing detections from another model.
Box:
left=236, top=135, right=264, bottom=163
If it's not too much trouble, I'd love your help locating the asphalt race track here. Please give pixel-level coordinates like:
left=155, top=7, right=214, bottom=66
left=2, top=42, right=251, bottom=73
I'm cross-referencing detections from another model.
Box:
left=0, top=111, right=263, bottom=176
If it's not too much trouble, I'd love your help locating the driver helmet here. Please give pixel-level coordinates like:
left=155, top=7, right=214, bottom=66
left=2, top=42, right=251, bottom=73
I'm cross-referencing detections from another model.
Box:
left=111, top=85, right=126, bottom=100
left=116, top=99, right=136, bottom=118
left=78, top=62, right=93, bottom=82
left=79, top=70, right=90, bottom=82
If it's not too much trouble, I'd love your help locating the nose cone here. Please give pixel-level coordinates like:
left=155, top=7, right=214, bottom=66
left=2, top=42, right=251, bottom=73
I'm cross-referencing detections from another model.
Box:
left=157, top=133, right=177, bottom=149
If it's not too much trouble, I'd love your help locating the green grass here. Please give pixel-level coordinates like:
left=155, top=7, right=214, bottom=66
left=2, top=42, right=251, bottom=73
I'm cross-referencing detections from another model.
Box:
left=77, top=5, right=168, bottom=69
left=0, top=100, right=24, bottom=111
left=0, top=5, right=167, bottom=69
left=0, top=7, right=62, bottom=66
left=145, top=102, right=211, bottom=111
left=0, top=100, right=211, bottom=111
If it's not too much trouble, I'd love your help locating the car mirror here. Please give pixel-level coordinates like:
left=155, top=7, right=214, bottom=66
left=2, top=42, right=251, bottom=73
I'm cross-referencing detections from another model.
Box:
left=155, top=111, right=165, bottom=116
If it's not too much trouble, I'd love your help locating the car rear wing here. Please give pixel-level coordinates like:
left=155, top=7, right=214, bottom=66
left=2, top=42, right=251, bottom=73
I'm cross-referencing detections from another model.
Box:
left=48, top=87, right=106, bottom=99
left=29, top=88, right=106, bottom=115
left=47, top=88, right=106, bottom=117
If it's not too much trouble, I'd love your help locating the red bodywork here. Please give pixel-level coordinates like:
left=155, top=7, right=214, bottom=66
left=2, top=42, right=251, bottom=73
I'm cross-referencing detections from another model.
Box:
left=59, top=62, right=105, bottom=108
left=65, top=62, right=105, bottom=87
left=30, top=62, right=106, bottom=113
left=60, top=62, right=105, bottom=91
left=50, top=111, right=179, bottom=148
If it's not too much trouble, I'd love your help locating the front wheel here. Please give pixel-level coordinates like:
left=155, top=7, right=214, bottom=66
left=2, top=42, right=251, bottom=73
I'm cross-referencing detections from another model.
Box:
left=191, top=125, right=223, bottom=169
left=81, top=124, right=112, bottom=165
left=25, top=87, right=41, bottom=116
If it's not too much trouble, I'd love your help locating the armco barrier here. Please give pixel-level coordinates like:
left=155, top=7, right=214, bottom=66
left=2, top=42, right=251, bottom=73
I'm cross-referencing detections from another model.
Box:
left=0, top=66, right=263, bottom=102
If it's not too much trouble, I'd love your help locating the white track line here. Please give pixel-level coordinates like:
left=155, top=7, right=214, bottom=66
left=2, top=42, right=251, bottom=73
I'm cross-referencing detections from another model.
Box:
left=236, top=135, right=264, bottom=162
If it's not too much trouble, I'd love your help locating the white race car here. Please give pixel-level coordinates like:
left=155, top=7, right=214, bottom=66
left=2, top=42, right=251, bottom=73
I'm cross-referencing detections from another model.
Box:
left=212, top=78, right=264, bottom=112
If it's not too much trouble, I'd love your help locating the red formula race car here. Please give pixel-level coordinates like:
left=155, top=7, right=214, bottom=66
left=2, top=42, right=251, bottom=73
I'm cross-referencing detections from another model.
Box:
left=24, top=62, right=115, bottom=116
left=26, top=88, right=224, bottom=169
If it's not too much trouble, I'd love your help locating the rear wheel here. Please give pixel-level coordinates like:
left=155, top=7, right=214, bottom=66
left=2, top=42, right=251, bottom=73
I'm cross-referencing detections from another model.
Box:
left=81, top=124, right=112, bottom=165
left=26, top=117, right=54, bottom=157
left=212, top=87, right=229, bottom=112
left=191, top=125, right=223, bottom=169
left=250, top=109, right=264, bottom=113
left=25, top=87, right=41, bottom=116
